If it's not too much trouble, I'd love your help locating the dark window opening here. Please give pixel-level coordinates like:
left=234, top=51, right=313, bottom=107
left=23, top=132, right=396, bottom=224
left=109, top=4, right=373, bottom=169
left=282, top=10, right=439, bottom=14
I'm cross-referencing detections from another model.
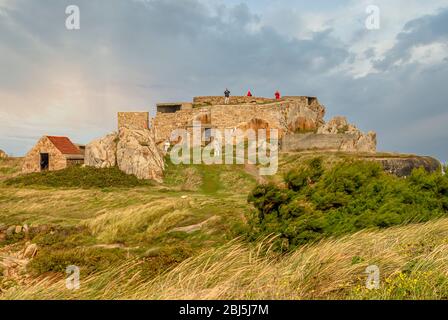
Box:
left=40, top=153, right=49, bottom=171
left=204, top=128, right=212, bottom=142
left=307, top=97, right=317, bottom=105
left=157, top=104, right=182, bottom=113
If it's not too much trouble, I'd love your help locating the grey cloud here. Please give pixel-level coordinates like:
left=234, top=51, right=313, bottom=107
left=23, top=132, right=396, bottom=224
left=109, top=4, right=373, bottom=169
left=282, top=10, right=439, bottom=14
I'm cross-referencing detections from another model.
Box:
left=0, top=0, right=448, bottom=163
left=374, top=8, right=448, bottom=70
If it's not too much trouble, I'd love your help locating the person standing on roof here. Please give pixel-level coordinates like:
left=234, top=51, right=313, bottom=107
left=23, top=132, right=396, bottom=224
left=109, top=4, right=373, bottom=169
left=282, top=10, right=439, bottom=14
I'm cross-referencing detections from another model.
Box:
left=224, top=88, right=231, bottom=104
left=275, top=90, right=281, bottom=100
left=247, top=90, right=253, bottom=97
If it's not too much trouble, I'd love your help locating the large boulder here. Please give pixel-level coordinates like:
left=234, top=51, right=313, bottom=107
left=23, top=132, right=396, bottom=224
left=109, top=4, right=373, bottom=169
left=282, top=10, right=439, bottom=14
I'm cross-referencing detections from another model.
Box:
left=116, top=128, right=164, bottom=182
left=0, top=149, right=8, bottom=159
left=85, top=133, right=118, bottom=168
left=284, top=100, right=326, bottom=134
left=373, top=156, right=441, bottom=177
left=318, top=116, right=376, bottom=153
left=317, top=116, right=358, bottom=134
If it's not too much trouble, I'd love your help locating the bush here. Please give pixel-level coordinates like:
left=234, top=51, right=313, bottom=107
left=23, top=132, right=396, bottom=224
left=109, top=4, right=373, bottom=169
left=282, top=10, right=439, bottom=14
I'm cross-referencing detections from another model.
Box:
left=247, top=158, right=448, bottom=250
left=284, top=157, right=323, bottom=192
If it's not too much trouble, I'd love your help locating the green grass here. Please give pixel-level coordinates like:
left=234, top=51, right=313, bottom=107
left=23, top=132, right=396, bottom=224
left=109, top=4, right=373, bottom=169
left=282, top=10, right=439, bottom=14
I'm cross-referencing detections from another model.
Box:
left=1, top=151, right=448, bottom=300
left=3, top=218, right=448, bottom=300
left=4, top=166, right=153, bottom=189
left=0, top=158, right=21, bottom=180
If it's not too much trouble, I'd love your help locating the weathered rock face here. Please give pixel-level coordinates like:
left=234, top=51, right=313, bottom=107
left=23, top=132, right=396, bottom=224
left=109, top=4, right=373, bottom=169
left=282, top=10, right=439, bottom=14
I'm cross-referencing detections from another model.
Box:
left=317, top=116, right=377, bottom=153
left=84, top=133, right=118, bottom=168
left=284, top=98, right=325, bottom=133
left=288, top=116, right=317, bottom=132
left=372, top=156, right=441, bottom=177
left=85, top=128, right=164, bottom=182
left=116, top=128, right=164, bottom=182
left=0, top=149, right=7, bottom=159
left=318, top=116, right=357, bottom=134
left=340, top=131, right=377, bottom=153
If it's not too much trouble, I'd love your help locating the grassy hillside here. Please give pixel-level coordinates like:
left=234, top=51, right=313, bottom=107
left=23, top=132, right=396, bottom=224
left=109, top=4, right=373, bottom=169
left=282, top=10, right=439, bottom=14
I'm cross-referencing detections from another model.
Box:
left=0, top=158, right=21, bottom=180
left=3, top=218, right=448, bottom=299
left=1, top=152, right=447, bottom=299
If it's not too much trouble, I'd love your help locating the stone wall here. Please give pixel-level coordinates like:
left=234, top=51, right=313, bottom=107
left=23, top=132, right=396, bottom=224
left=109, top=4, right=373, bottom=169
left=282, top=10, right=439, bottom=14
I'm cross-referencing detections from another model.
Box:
left=281, top=133, right=355, bottom=151
left=281, top=132, right=376, bottom=153
left=153, top=98, right=326, bottom=144
left=118, top=112, right=149, bottom=130
left=152, top=109, right=194, bottom=143
left=22, top=137, right=67, bottom=173
left=193, top=96, right=277, bottom=106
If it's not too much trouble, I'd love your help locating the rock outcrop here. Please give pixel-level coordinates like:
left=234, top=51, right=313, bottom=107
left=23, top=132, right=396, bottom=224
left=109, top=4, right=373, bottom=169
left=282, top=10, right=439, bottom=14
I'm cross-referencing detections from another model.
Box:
left=85, top=128, right=164, bottom=182
left=85, top=133, right=118, bottom=168
left=0, top=149, right=8, bottom=159
left=285, top=98, right=325, bottom=133
left=117, top=128, right=164, bottom=182
left=317, top=116, right=376, bottom=153
left=372, top=156, right=441, bottom=177
left=317, top=116, right=357, bottom=134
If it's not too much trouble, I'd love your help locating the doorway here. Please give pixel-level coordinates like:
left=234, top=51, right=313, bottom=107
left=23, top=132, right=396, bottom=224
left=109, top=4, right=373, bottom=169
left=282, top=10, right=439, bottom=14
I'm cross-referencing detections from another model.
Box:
left=40, top=153, right=49, bottom=171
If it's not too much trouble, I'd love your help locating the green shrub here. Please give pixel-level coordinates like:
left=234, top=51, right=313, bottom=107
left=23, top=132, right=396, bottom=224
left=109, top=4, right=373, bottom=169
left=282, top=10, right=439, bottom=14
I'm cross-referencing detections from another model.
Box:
left=247, top=158, right=448, bottom=250
left=284, top=157, right=324, bottom=192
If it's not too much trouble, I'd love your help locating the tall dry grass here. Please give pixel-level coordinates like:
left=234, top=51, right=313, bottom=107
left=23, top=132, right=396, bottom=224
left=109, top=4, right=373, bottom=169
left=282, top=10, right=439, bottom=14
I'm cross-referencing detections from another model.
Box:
left=3, top=218, right=448, bottom=300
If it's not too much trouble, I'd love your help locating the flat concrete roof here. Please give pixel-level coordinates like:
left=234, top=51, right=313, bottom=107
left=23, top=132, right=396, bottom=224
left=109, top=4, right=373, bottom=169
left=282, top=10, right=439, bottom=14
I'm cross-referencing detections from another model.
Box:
left=156, top=102, right=188, bottom=106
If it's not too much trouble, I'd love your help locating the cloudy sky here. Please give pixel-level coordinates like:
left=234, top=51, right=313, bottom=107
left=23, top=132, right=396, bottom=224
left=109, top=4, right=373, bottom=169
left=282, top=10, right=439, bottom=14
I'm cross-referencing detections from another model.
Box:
left=1, top=0, right=447, bottom=160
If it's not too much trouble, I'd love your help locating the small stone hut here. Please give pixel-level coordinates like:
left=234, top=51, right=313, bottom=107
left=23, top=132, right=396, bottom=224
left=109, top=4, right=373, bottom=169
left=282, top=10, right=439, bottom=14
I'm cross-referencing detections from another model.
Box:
left=22, top=136, right=84, bottom=173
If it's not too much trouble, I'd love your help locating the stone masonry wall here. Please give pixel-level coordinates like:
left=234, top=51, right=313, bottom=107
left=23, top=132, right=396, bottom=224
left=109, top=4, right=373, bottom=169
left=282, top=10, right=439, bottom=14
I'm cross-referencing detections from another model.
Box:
left=281, top=132, right=376, bottom=153
left=118, top=112, right=149, bottom=130
left=193, top=96, right=276, bottom=106
left=281, top=133, right=358, bottom=151
left=152, top=109, right=193, bottom=143
left=152, top=98, right=326, bottom=144
left=22, top=137, right=67, bottom=173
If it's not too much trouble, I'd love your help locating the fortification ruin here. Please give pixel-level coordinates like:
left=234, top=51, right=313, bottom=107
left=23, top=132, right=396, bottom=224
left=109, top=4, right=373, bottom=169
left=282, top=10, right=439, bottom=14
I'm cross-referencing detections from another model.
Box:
left=18, top=94, right=445, bottom=181
left=19, top=95, right=376, bottom=180
left=152, top=95, right=376, bottom=153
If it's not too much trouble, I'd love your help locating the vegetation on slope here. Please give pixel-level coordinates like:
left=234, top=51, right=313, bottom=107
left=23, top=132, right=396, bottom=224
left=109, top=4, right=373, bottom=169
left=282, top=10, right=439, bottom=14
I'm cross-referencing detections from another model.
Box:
left=248, top=157, right=448, bottom=250
left=4, top=166, right=153, bottom=189
left=1, top=152, right=448, bottom=300
left=0, top=158, right=21, bottom=180
left=3, top=218, right=448, bottom=300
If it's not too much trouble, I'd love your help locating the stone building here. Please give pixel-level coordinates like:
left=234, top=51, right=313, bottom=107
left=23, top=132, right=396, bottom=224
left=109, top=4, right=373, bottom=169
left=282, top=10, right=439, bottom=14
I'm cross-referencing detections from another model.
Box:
left=22, top=136, right=84, bottom=173
left=84, top=94, right=377, bottom=182
left=152, top=95, right=376, bottom=153
left=153, top=96, right=326, bottom=144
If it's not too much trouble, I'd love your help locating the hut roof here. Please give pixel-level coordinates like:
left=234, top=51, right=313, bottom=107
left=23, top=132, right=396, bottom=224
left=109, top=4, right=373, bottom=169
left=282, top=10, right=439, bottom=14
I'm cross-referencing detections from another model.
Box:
left=46, top=136, right=81, bottom=155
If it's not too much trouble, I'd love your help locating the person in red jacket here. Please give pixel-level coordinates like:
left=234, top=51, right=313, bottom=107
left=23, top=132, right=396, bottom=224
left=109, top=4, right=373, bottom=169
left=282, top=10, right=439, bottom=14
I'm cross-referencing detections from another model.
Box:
left=275, top=90, right=281, bottom=100
left=247, top=90, right=253, bottom=97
